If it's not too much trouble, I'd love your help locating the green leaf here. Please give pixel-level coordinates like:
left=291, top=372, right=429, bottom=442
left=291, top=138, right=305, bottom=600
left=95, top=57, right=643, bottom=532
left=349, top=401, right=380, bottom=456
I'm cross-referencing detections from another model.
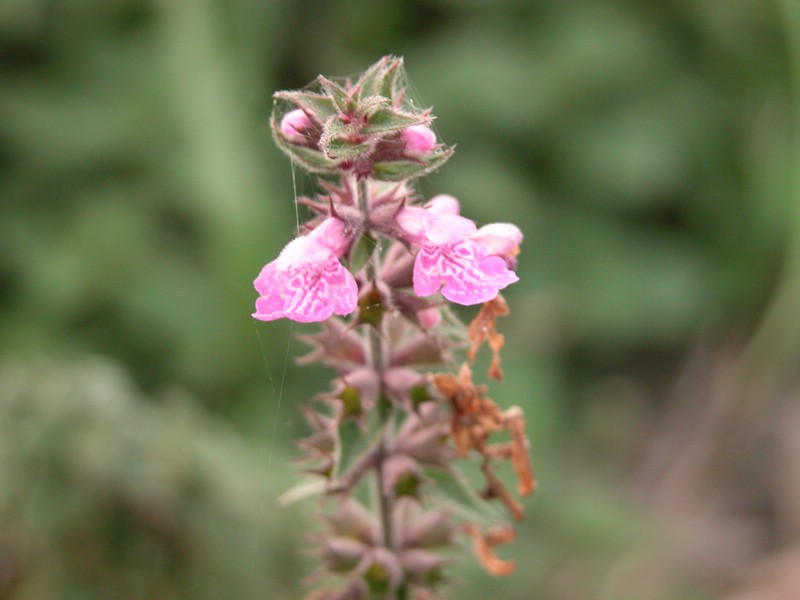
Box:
left=362, top=107, right=427, bottom=136
left=371, top=147, right=454, bottom=181
left=319, top=76, right=352, bottom=114
left=380, top=58, right=404, bottom=99
left=321, top=114, right=361, bottom=140
left=355, top=55, right=404, bottom=102
left=319, top=115, right=368, bottom=161
left=322, top=136, right=375, bottom=161
left=349, top=232, right=377, bottom=273
left=356, top=95, right=391, bottom=119
left=274, top=90, right=336, bottom=124
left=283, top=144, right=340, bottom=173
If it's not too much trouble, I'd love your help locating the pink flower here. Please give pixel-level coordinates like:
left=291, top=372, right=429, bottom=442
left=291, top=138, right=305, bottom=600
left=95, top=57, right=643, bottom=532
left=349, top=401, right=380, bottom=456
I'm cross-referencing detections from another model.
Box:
left=401, top=125, right=437, bottom=155
left=396, top=195, right=460, bottom=244
left=280, top=108, right=312, bottom=143
left=253, top=217, right=358, bottom=322
left=398, top=206, right=520, bottom=305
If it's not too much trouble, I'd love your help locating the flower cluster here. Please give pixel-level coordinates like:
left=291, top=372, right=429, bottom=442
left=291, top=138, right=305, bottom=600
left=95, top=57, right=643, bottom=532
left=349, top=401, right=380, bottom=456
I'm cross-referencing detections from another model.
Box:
left=253, top=56, right=534, bottom=599
left=253, top=194, right=521, bottom=323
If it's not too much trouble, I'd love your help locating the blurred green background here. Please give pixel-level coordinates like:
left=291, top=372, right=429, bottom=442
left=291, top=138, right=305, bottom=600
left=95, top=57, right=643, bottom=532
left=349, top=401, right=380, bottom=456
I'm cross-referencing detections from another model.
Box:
left=2, top=0, right=800, bottom=598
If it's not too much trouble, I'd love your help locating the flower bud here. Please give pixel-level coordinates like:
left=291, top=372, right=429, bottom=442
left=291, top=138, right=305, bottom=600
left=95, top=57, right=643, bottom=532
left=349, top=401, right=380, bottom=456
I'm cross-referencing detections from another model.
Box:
left=401, top=124, right=437, bottom=154
left=416, top=306, right=441, bottom=329
left=280, top=108, right=313, bottom=143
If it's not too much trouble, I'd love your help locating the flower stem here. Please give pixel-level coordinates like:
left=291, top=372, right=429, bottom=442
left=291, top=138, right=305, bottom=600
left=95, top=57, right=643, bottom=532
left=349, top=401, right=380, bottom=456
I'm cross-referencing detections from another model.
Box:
left=356, top=176, right=395, bottom=557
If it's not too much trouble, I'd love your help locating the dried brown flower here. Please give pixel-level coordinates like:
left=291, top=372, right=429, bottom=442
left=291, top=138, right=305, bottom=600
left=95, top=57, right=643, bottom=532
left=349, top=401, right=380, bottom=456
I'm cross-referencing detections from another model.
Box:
left=467, top=295, right=509, bottom=381
left=464, top=524, right=517, bottom=576
left=433, top=363, right=535, bottom=520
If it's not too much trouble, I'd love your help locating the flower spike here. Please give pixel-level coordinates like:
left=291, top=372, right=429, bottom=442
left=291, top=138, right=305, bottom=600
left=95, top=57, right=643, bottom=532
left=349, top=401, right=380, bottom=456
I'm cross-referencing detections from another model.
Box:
left=254, top=56, right=533, bottom=598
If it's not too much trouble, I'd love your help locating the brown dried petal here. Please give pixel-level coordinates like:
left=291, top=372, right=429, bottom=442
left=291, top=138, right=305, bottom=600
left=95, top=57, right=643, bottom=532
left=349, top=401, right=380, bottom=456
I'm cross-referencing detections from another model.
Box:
left=480, top=458, right=524, bottom=521
left=505, top=406, right=536, bottom=497
left=467, top=295, right=509, bottom=381
left=465, top=524, right=516, bottom=577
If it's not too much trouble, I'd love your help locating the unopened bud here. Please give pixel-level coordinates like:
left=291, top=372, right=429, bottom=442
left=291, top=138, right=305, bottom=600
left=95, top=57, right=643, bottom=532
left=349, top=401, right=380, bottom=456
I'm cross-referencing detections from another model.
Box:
left=401, top=124, right=437, bottom=155
left=416, top=306, right=441, bottom=329
left=280, top=108, right=313, bottom=143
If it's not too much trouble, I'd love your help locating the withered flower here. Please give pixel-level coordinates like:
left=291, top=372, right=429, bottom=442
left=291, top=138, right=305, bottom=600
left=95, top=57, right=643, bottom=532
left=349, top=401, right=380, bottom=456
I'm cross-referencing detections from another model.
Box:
left=467, top=294, right=510, bottom=381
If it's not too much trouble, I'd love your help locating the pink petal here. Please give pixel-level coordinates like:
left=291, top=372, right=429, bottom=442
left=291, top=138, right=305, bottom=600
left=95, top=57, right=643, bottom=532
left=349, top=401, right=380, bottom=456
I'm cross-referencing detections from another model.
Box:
left=471, top=223, right=523, bottom=257
left=420, top=212, right=476, bottom=245
left=413, top=239, right=518, bottom=306
left=274, top=234, right=331, bottom=269
left=275, top=217, right=350, bottom=269
left=424, top=194, right=460, bottom=215
left=308, top=216, right=351, bottom=257
left=397, top=199, right=461, bottom=245
left=396, top=206, right=426, bottom=243
left=253, top=257, right=358, bottom=322
left=253, top=217, right=356, bottom=322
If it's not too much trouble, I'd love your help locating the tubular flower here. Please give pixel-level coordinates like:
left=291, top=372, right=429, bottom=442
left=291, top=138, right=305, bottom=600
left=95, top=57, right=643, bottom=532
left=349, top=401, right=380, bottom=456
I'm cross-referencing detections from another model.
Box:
left=253, top=217, right=357, bottom=322
left=398, top=205, right=520, bottom=306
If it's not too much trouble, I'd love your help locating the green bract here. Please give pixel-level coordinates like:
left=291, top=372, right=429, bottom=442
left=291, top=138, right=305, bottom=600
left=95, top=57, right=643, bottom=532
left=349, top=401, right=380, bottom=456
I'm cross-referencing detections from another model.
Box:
left=270, top=55, right=452, bottom=181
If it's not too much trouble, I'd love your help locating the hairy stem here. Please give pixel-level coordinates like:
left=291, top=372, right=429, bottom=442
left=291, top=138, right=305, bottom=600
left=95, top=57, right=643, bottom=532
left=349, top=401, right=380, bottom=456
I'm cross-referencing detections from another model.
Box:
left=356, top=176, right=395, bottom=557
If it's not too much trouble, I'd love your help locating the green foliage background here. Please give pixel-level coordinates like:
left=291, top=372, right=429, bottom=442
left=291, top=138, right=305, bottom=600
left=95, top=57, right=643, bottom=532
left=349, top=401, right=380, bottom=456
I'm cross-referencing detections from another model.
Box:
left=1, top=1, right=798, bottom=598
